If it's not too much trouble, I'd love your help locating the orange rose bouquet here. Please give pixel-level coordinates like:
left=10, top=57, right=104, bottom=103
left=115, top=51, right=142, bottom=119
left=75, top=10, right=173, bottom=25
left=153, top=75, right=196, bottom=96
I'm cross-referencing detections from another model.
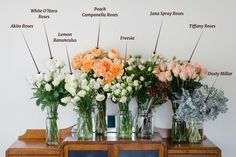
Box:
left=72, top=48, right=124, bottom=84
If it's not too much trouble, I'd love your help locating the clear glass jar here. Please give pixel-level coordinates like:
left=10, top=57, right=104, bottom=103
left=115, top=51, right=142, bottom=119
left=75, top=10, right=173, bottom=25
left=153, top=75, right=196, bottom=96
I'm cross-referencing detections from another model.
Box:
left=46, top=106, right=59, bottom=145
left=118, top=104, right=132, bottom=139
left=95, top=99, right=107, bottom=136
left=137, top=111, right=153, bottom=139
left=77, top=112, right=93, bottom=139
left=187, top=120, right=203, bottom=143
left=171, top=117, right=187, bottom=143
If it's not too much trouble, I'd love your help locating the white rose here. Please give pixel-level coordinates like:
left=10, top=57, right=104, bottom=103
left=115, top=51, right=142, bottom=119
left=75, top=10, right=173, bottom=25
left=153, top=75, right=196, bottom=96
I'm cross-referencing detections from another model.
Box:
left=65, top=84, right=76, bottom=96
left=56, top=60, right=65, bottom=68
left=133, top=80, right=139, bottom=86
left=35, top=73, right=44, bottom=83
left=120, top=96, right=127, bottom=103
left=61, top=97, right=71, bottom=104
left=45, top=83, right=52, bottom=91
left=121, top=89, right=127, bottom=95
left=140, top=76, right=145, bottom=81
left=44, top=74, right=51, bottom=82
left=78, top=90, right=86, bottom=97
left=46, top=59, right=55, bottom=69
left=127, top=86, right=132, bottom=92
left=49, top=65, right=57, bottom=72
left=96, top=94, right=106, bottom=102
left=114, top=89, right=121, bottom=95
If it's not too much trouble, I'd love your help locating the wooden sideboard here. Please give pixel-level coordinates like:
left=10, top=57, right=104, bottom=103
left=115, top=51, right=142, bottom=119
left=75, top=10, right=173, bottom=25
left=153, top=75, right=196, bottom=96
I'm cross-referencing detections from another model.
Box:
left=6, top=127, right=221, bottom=157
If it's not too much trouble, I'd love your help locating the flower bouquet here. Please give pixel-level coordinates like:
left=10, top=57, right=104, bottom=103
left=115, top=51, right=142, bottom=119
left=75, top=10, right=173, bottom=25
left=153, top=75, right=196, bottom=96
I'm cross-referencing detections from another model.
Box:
left=29, top=59, right=69, bottom=145
left=154, top=57, right=208, bottom=143
left=71, top=48, right=124, bottom=135
left=124, top=54, right=169, bottom=138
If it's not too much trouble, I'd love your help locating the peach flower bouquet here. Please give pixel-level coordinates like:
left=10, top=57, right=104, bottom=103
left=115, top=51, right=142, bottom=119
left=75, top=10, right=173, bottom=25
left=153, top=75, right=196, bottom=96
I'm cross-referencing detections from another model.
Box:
left=72, top=48, right=124, bottom=84
left=154, top=57, right=208, bottom=99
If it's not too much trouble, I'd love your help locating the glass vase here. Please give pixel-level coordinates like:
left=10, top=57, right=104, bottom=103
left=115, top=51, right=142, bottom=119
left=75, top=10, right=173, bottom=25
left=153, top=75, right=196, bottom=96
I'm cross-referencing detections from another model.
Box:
left=137, top=111, right=153, bottom=139
left=77, top=112, right=93, bottom=139
left=171, top=117, right=187, bottom=143
left=187, top=120, right=202, bottom=143
left=95, top=99, right=107, bottom=136
left=46, top=106, right=59, bottom=145
left=118, top=103, right=132, bottom=139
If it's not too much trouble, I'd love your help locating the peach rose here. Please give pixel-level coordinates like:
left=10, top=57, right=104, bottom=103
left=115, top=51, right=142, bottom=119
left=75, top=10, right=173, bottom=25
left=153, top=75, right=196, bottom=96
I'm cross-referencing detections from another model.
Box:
left=180, top=68, right=189, bottom=81
left=83, top=54, right=94, bottom=61
left=200, top=67, right=208, bottom=79
left=93, top=60, right=106, bottom=76
left=91, top=48, right=103, bottom=57
left=101, top=57, right=112, bottom=71
left=157, top=72, right=167, bottom=82
left=72, top=54, right=82, bottom=69
left=81, top=59, right=94, bottom=73
left=172, top=64, right=181, bottom=77
left=110, top=63, right=124, bottom=77
left=193, top=63, right=202, bottom=73
left=104, top=72, right=114, bottom=84
left=108, top=49, right=120, bottom=59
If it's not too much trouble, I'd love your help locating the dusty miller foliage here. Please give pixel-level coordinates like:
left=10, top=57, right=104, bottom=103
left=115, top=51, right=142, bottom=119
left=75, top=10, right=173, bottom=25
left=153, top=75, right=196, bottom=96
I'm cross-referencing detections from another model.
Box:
left=173, top=85, right=228, bottom=122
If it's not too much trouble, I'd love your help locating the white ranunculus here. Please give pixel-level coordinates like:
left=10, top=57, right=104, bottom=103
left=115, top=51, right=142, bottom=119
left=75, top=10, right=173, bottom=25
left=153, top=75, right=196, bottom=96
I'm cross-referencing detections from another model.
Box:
left=95, top=82, right=101, bottom=90
left=61, top=97, right=71, bottom=104
left=96, top=94, right=106, bottom=102
left=120, top=96, right=127, bottom=103
left=81, top=79, right=88, bottom=86
left=44, top=73, right=51, bottom=82
left=52, top=79, right=60, bottom=86
left=103, top=84, right=110, bottom=92
left=140, top=76, right=145, bottom=81
left=133, top=80, right=139, bottom=86
left=78, top=90, right=86, bottom=97
left=127, top=86, right=132, bottom=92
left=56, top=60, right=65, bottom=68
left=45, top=83, right=52, bottom=91
left=114, top=89, right=121, bottom=95
left=121, top=89, right=127, bottom=95
left=82, top=85, right=90, bottom=91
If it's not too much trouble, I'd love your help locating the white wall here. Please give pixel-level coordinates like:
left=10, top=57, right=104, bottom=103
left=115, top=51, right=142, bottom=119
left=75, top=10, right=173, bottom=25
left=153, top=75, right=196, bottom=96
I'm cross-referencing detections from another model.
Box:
left=0, top=0, right=236, bottom=156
